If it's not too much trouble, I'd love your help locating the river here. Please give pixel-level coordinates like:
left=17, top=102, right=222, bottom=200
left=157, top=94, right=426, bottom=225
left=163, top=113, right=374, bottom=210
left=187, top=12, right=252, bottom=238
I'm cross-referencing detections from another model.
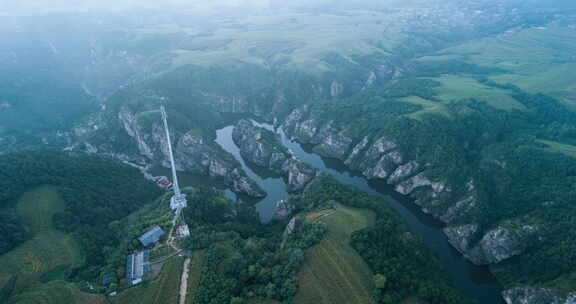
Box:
left=276, top=127, right=505, bottom=304
left=155, top=120, right=505, bottom=304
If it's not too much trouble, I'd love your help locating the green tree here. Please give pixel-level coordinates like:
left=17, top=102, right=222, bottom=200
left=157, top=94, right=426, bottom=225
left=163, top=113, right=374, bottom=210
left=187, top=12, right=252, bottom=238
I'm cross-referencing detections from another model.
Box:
left=374, top=274, right=387, bottom=289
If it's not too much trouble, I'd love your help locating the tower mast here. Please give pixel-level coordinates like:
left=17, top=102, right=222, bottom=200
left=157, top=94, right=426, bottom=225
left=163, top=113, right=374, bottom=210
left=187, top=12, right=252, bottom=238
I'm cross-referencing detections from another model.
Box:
left=160, top=105, right=181, bottom=197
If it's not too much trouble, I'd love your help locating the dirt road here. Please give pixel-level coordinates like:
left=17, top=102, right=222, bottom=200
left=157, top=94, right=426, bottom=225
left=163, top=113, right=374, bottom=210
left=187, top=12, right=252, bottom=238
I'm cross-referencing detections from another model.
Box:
left=179, top=257, right=191, bottom=304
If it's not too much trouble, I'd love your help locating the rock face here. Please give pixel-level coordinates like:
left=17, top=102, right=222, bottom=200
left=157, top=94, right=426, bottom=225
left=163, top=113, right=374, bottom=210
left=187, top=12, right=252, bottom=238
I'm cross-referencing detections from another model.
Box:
left=282, top=108, right=478, bottom=222
left=232, top=119, right=288, bottom=171
left=71, top=107, right=265, bottom=198
left=281, top=105, right=533, bottom=269
left=466, top=226, right=533, bottom=265
left=443, top=224, right=479, bottom=255
left=232, top=119, right=318, bottom=193
left=502, top=287, right=574, bottom=304
left=446, top=222, right=538, bottom=265
left=281, top=158, right=318, bottom=193
left=272, top=199, right=294, bottom=220
left=229, top=168, right=266, bottom=198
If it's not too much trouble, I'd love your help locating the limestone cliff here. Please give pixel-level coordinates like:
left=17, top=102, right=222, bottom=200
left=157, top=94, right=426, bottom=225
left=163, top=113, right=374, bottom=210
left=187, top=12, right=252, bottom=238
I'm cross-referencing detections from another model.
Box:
left=232, top=119, right=318, bottom=193
left=502, top=288, right=576, bottom=304
left=281, top=106, right=533, bottom=269
left=71, top=107, right=265, bottom=198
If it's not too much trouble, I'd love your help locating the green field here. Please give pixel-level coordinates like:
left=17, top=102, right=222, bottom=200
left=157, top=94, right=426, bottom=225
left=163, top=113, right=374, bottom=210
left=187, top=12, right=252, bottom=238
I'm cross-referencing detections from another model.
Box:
left=0, top=186, right=83, bottom=295
left=538, top=139, right=576, bottom=158
left=399, top=75, right=524, bottom=120
left=11, top=280, right=106, bottom=304
left=418, top=27, right=576, bottom=106
left=401, top=96, right=446, bottom=120
left=186, top=251, right=204, bottom=304
left=162, top=11, right=404, bottom=72
left=432, top=75, right=524, bottom=110
left=111, top=256, right=184, bottom=304
left=293, top=205, right=376, bottom=304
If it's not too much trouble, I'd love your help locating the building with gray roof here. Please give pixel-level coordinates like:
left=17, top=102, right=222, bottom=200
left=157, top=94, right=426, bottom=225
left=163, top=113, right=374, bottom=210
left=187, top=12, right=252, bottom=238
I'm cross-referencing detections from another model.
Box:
left=138, top=226, right=165, bottom=247
left=126, top=250, right=150, bottom=285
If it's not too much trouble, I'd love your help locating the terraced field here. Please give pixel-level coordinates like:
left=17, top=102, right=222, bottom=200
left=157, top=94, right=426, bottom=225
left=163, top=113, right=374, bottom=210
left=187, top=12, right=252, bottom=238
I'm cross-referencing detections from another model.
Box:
left=293, top=205, right=376, bottom=304
left=0, top=186, right=83, bottom=295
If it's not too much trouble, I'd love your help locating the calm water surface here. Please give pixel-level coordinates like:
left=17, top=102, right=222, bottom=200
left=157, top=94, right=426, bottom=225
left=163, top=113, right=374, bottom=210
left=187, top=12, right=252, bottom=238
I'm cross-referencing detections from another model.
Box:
left=158, top=120, right=505, bottom=304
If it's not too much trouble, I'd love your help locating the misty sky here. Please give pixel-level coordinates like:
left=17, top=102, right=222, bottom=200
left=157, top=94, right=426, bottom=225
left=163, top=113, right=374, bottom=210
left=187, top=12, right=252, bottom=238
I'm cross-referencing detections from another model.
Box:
left=0, top=0, right=320, bottom=15
left=0, top=0, right=271, bottom=14
left=0, top=0, right=434, bottom=16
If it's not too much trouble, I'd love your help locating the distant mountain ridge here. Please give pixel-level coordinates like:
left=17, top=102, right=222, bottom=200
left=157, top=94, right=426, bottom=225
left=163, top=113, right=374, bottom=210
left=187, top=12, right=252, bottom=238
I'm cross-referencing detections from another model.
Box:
left=1, top=2, right=576, bottom=303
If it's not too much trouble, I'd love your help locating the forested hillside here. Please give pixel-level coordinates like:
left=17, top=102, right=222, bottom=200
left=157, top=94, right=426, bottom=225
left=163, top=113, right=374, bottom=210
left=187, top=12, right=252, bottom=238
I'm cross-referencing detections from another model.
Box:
left=0, top=150, right=162, bottom=273
left=1, top=0, right=576, bottom=303
left=281, top=55, right=576, bottom=295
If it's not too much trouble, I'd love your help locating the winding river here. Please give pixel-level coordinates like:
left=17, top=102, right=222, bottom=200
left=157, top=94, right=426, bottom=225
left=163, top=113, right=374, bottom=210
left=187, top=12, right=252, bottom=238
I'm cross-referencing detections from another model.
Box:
left=276, top=127, right=505, bottom=304
left=215, top=126, right=288, bottom=223
left=157, top=120, right=505, bottom=304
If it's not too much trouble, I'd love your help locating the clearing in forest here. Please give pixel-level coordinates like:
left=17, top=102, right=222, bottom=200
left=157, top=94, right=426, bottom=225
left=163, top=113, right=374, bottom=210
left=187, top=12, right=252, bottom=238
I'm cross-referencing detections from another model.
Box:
left=538, top=139, right=576, bottom=159
left=0, top=186, right=83, bottom=295
left=293, top=204, right=376, bottom=304
left=111, top=256, right=184, bottom=304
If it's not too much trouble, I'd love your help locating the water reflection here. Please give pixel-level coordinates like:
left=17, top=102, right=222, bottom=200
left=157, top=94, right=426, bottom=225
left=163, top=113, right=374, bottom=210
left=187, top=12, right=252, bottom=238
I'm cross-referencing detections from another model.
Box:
left=215, top=125, right=288, bottom=223
left=275, top=126, right=504, bottom=304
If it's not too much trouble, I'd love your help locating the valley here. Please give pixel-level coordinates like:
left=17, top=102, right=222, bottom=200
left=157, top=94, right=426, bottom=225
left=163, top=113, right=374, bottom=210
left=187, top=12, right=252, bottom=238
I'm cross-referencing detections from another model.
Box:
left=1, top=1, right=576, bottom=303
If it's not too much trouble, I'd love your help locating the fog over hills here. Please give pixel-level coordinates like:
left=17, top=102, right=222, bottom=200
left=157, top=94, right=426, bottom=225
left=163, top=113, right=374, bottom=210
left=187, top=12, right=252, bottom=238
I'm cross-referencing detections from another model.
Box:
left=1, top=1, right=576, bottom=304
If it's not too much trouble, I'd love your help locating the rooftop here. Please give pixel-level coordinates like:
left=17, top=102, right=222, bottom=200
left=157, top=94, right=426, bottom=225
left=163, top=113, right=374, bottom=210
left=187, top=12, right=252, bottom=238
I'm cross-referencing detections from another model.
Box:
left=138, top=226, right=165, bottom=247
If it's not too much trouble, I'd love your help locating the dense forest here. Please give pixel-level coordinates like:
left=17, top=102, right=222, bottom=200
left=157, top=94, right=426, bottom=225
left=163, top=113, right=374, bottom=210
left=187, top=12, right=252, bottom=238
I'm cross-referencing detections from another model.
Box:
left=0, top=150, right=162, bottom=276
left=175, top=175, right=474, bottom=303
left=287, top=63, right=576, bottom=290
left=290, top=175, right=474, bottom=304
left=179, top=187, right=326, bottom=303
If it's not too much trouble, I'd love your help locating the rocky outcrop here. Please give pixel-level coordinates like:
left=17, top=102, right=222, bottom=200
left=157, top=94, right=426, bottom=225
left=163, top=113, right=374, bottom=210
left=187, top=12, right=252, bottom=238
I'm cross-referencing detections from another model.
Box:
left=283, top=217, right=298, bottom=238
left=232, top=119, right=288, bottom=171
left=281, top=158, right=318, bottom=193
left=502, top=287, right=576, bottom=304
left=281, top=106, right=532, bottom=269
left=395, top=173, right=447, bottom=196
left=273, top=199, right=294, bottom=220
left=229, top=168, right=266, bottom=197
left=72, top=107, right=265, bottom=198
left=446, top=223, right=538, bottom=265
left=387, top=161, right=420, bottom=184
left=232, top=119, right=318, bottom=193
left=467, top=225, right=536, bottom=265
left=312, top=126, right=354, bottom=159
left=444, top=224, right=479, bottom=255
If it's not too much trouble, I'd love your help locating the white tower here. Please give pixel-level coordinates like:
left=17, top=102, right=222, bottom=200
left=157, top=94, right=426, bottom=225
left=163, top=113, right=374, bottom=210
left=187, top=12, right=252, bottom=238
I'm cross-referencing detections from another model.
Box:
left=160, top=106, right=187, bottom=211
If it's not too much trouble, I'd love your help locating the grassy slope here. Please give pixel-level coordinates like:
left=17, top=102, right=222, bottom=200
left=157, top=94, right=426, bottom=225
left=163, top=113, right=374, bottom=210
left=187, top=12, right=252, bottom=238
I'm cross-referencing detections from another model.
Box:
left=293, top=205, right=376, bottom=304
left=433, top=75, right=524, bottom=110
left=186, top=251, right=204, bottom=304
left=401, top=96, right=446, bottom=120
left=538, top=139, right=576, bottom=158
left=421, top=27, right=576, bottom=105
left=400, top=75, right=523, bottom=119
left=0, top=186, right=82, bottom=294
left=111, top=256, right=184, bottom=304
left=395, top=26, right=576, bottom=121
left=166, top=11, right=400, bottom=72
left=11, top=281, right=106, bottom=304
